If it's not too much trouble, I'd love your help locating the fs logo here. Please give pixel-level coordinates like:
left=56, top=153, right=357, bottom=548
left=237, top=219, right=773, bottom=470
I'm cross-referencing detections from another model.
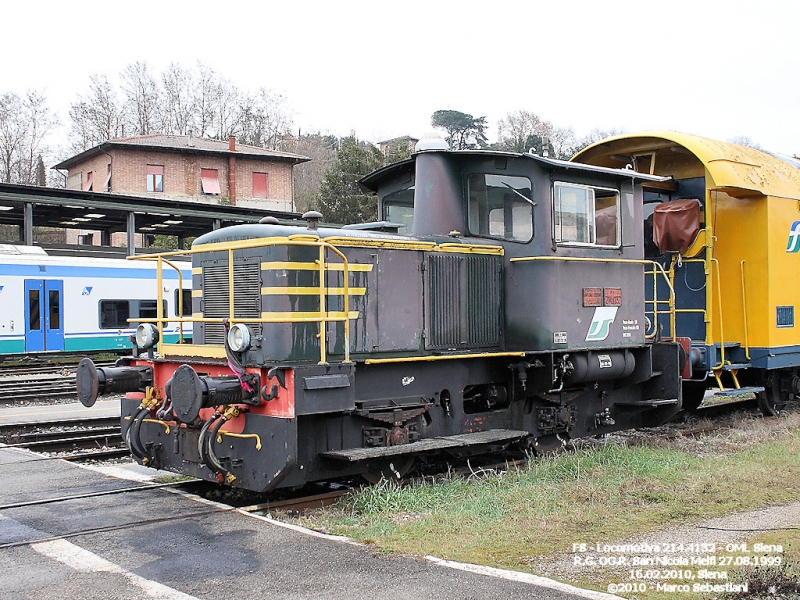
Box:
left=81, top=286, right=93, bottom=296
left=586, top=307, right=618, bottom=342
left=788, top=221, right=800, bottom=253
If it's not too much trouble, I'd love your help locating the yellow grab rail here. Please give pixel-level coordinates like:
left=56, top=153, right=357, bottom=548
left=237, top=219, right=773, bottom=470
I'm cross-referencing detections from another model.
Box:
left=129, top=236, right=353, bottom=365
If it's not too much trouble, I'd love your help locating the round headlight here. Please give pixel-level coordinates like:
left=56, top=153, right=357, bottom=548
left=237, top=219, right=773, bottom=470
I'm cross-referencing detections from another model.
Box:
left=227, top=323, right=252, bottom=352
left=136, top=323, right=159, bottom=349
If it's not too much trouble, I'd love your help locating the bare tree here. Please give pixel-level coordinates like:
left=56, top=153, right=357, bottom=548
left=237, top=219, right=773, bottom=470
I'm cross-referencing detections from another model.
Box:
left=161, top=63, right=195, bottom=135
left=0, top=90, right=58, bottom=184
left=66, top=61, right=294, bottom=153
left=68, top=75, right=125, bottom=152
left=0, top=93, right=27, bottom=183
left=238, top=88, right=293, bottom=150
left=193, top=62, right=219, bottom=137
left=121, top=61, right=162, bottom=135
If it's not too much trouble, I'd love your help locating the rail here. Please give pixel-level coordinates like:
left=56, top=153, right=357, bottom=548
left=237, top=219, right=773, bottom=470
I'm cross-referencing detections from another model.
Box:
left=509, top=255, right=677, bottom=339
left=129, top=235, right=353, bottom=365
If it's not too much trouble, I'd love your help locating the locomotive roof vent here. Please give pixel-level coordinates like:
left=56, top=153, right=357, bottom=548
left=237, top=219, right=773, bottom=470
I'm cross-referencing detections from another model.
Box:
left=415, top=132, right=449, bottom=152
left=302, top=210, right=323, bottom=230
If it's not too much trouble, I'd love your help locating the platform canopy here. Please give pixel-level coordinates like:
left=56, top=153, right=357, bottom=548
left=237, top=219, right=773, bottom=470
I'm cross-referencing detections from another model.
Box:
left=573, top=131, right=800, bottom=201
left=0, top=182, right=300, bottom=255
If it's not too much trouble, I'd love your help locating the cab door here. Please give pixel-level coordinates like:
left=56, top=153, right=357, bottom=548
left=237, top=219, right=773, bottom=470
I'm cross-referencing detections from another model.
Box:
left=24, top=279, right=64, bottom=352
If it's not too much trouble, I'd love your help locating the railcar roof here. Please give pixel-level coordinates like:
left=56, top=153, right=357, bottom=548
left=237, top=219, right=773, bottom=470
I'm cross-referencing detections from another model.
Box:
left=358, top=149, right=668, bottom=193
left=573, top=131, right=800, bottom=200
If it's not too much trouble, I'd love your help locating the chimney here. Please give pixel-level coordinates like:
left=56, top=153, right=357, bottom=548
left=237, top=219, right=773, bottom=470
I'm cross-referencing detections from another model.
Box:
left=187, top=128, right=194, bottom=147
left=229, top=136, right=236, bottom=152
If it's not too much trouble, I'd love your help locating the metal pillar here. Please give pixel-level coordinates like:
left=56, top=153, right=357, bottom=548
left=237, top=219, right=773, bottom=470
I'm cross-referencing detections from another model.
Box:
left=177, top=234, right=185, bottom=250
left=127, top=212, right=136, bottom=256
left=23, top=203, right=33, bottom=245
left=101, top=230, right=111, bottom=246
left=213, top=219, right=221, bottom=230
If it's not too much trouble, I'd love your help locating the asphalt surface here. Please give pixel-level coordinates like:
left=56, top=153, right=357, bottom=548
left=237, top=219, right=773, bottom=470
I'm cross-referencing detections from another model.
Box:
left=0, top=440, right=618, bottom=599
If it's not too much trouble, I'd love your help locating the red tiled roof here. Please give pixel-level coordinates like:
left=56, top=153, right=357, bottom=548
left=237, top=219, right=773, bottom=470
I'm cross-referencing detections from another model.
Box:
left=55, top=134, right=310, bottom=170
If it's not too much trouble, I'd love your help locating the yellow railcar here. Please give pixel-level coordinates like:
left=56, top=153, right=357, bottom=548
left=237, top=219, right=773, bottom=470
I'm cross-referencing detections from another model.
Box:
left=575, top=132, right=800, bottom=414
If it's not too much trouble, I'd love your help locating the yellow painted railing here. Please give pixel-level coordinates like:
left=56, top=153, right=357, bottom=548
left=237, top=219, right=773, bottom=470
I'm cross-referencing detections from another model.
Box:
left=130, top=234, right=505, bottom=365
left=129, top=235, right=354, bottom=365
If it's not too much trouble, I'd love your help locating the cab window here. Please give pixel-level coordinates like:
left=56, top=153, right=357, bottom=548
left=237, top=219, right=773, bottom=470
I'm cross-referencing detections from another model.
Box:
left=553, top=182, right=619, bottom=247
left=382, top=187, right=414, bottom=233
left=467, top=173, right=533, bottom=242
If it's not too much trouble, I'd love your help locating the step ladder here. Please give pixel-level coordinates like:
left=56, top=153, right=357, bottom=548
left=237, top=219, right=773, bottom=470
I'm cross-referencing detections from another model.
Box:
left=711, top=362, right=763, bottom=396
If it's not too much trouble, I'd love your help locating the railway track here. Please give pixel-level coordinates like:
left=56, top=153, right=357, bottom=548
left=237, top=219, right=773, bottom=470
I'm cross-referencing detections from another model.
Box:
left=0, top=416, right=126, bottom=461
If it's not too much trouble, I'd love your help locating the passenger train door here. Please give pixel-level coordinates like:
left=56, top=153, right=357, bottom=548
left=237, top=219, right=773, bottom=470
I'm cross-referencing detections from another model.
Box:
left=24, top=280, right=64, bottom=352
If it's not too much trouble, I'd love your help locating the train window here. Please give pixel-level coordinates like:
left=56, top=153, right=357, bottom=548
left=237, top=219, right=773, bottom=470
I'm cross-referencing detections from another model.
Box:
left=467, top=174, right=533, bottom=242
left=100, top=300, right=130, bottom=329
left=382, top=187, right=415, bottom=233
left=28, top=290, right=41, bottom=330
left=48, top=289, right=60, bottom=330
left=174, top=289, right=192, bottom=317
left=553, top=182, right=620, bottom=247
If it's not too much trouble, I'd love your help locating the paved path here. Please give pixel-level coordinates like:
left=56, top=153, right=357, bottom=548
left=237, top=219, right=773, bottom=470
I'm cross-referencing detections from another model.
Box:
left=0, top=444, right=618, bottom=600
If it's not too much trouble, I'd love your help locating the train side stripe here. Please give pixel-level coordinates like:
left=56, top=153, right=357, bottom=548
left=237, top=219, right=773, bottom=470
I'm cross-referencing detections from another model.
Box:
left=0, top=264, right=188, bottom=279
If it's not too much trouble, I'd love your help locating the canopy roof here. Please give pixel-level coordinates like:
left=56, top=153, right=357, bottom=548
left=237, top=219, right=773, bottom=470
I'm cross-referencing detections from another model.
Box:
left=573, top=131, right=800, bottom=200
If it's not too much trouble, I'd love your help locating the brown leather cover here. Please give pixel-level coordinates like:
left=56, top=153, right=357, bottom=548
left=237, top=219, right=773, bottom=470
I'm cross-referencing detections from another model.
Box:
left=595, top=205, right=618, bottom=245
left=653, top=199, right=701, bottom=253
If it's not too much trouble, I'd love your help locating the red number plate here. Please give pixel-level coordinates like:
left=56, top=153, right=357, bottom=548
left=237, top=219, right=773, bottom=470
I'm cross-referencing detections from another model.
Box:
left=583, top=288, right=603, bottom=307
left=604, top=288, right=622, bottom=306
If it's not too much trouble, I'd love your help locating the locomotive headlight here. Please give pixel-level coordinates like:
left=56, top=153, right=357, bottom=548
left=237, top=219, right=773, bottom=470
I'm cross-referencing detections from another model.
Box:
left=227, top=323, right=252, bottom=352
left=135, top=323, right=159, bottom=349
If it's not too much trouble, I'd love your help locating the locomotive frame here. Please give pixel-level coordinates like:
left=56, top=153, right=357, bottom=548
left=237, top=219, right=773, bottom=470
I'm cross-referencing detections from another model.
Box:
left=77, top=143, right=685, bottom=492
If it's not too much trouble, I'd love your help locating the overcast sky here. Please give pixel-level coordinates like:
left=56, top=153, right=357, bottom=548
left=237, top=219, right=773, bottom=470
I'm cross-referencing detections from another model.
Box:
left=4, top=0, right=799, bottom=155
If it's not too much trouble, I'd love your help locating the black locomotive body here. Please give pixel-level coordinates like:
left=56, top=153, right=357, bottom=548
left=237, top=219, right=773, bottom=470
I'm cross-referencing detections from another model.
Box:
left=77, top=145, right=683, bottom=492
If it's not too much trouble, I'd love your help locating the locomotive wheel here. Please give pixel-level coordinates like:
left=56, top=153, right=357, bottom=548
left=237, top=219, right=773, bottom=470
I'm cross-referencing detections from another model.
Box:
left=681, top=382, right=707, bottom=412
left=757, top=375, right=789, bottom=417
left=362, top=457, right=416, bottom=484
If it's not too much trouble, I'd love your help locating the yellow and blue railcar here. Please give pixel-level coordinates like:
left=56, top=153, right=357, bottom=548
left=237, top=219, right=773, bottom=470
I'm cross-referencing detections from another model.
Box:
left=575, top=132, right=800, bottom=414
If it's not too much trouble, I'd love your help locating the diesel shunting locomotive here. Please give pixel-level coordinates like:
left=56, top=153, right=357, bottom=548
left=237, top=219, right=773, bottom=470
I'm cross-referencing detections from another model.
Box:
left=77, top=137, right=686, bottom=492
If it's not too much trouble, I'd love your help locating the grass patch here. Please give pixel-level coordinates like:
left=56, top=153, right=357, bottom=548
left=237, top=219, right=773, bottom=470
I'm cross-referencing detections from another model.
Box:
left=294, top=412, right=800, bottom=596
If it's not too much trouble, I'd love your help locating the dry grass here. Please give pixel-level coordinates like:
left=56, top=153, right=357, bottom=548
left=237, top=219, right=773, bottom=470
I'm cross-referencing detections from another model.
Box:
left=290, top=410, right=800, bottom=597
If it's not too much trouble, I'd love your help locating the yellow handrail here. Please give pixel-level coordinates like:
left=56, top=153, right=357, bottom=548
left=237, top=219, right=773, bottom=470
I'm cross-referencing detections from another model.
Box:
left=129, top=236, right=353, bottom=365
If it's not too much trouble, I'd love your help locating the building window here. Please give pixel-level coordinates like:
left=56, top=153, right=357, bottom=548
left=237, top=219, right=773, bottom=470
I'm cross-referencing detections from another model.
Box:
left=201, top=168, right=221, bottom=194
left=553, top=182, right=620, bottom=247
left=252, top=172, right=268, bottom=198
left=84, top=171, right=93, bottom=191
left=78, top=233, right=94, bottom=245
left=147, top=165, right=164, bottom=192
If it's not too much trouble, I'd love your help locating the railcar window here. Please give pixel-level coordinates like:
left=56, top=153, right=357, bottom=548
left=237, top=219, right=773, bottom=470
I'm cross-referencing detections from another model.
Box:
left=382, top=187, right=415, bottom=232
left=174, top=289, right=192, bottom=317
left=553, top=182, right=620, bottom=247
left=138, top=300, right=168, bottom=320
left=467, top=173, right=533, bottom=242
left=100, top=300, right=130, bottom=329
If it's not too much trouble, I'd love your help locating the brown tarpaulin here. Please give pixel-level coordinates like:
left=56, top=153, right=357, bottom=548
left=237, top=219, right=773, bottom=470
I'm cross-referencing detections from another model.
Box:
left=653, top=198, right=701, bottom=253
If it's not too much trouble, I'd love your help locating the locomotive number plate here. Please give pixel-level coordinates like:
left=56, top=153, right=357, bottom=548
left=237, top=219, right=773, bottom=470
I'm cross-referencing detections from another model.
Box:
left=583, top=288, right=603, bottom=307
left=604, top=287, right=622, bottom=306
left=554, top=331, right=568, bottom=344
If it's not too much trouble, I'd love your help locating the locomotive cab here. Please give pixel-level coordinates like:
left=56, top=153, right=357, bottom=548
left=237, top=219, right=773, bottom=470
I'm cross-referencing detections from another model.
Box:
left=78, top=141, right=684, bottom=492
